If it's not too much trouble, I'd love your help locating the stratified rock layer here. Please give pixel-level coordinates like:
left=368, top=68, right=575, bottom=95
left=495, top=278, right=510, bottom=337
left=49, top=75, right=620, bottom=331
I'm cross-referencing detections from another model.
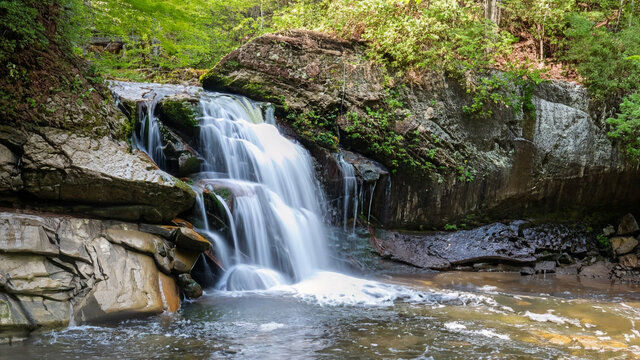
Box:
left=0, top=126, right=195, bottom=223
left=0, top=211, right=209, bottom=341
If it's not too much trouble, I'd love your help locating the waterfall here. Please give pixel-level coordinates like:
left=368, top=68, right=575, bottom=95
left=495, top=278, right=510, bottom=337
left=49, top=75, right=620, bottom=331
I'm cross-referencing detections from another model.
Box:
left=338, top=156, right=359, bottom=233
left=337, top=155, right=379, bottom=232
left=132, top=93, right=167, bottom=168
left=124, top=82, right=376, bottom=291
left=192, top=92, right=329, bottom=290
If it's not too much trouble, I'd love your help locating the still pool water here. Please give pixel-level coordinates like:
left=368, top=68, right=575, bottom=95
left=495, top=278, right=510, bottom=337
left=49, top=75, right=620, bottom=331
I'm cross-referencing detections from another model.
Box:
left=1, top=272, right=639, bottom=359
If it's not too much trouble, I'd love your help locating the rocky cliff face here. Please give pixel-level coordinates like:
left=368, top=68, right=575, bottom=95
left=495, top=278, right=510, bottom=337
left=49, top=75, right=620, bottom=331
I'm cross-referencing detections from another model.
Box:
left=0, top=3, right=206, bottom=339
left=0, top=210, right=210, bottom=342
left=202, top=30, right=640, bottom=229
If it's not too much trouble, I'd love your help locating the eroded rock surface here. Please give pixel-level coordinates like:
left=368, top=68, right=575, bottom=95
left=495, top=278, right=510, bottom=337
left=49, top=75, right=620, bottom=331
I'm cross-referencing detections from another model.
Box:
left=0, top=211, right=209, bottom=341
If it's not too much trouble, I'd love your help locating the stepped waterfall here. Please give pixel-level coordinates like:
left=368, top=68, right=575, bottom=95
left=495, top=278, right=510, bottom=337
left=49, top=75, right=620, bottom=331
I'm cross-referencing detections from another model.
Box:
left=135, top=88, right=331, bottom=291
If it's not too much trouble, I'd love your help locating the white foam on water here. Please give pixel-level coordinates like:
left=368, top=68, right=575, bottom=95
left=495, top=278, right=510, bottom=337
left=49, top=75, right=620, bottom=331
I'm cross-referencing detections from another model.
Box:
left=444, top=321, right=510, bottom=340
left=523, top=310, right=581, bottom=327
left=444, top=321, right=467, bottom=331
left=473, top=329, right=510, bottom=340
left=258, top=322, right=285, bottom=332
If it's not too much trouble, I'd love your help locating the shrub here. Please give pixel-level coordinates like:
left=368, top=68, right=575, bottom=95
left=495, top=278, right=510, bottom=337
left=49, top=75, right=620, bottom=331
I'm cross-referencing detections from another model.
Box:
left=607, top=92, right=640, bottom=158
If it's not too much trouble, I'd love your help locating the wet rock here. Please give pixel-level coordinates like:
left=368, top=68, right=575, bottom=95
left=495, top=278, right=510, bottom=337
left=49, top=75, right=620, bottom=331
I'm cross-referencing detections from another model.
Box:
left=555, top=264, right=580, bottom=275
left=573, top=335, right=627, bottom=351
left=0, top=211, right=206, bottom=340
left=173, top=227, right=212, bottom=252
left=617, top=213, right=639, bottom=236
left=557, top=253, right=573, bottom=264
left=602, top=225, right=616, bottom=237
left=0, top=144, right=22, bottom=192
left=579, top=261, right=614, bottom=279
left=139, top=223, right=176, bottom=240
left=157, top=273, right=180, bottom=312
left=203, top=30, right=640, bottom=230
left=371, top=221, right=587, bottom=270
left=619, top=254, right=638, bottom=269
left=177, top=274, right=203, bottom=299
left=534, top=261, right=556, bottom=274
left=74, top=237, right=165, bottom=323
left=520, top=267, right=535, bottom=276
left=536, top=331, right=572, bottom=346
left=156, top=99, right=200, bottom=139
left=105, top=228, right=160, bottom=254
left=610, top=236, right=638, bottom=255
left=171, top=248, right=200, bottom=274
left=177, top=152, right=202, bottom=176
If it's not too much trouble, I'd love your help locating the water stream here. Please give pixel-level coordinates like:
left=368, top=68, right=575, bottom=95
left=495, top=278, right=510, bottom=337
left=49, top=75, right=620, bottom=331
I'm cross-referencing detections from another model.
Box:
left=10, top=82, right=638, bottom=359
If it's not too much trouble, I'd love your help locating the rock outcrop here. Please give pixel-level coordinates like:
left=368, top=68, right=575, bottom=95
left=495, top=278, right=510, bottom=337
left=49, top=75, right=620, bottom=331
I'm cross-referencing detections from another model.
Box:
left=0, top=210, right=210, bottom=342
left=371, top=221, right=589, bottom=270
left=202, top=30, right=640, bottom=229
left=0, top=126, right=195, bottom=223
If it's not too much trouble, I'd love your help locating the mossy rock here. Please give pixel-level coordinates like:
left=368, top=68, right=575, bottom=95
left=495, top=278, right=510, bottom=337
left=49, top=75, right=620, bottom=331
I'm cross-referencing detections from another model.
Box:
left=157, top=100, right=199, bottom=137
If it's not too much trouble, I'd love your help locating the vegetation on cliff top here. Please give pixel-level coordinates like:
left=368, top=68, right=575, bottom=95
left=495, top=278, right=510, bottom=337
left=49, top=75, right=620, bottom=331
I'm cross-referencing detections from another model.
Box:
left=3, top=0, right=640, bottom=157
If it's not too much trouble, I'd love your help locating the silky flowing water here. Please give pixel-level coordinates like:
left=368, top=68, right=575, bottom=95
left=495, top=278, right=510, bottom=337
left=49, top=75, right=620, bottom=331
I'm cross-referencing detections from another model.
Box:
left=4, top=82, right=638, bottom=358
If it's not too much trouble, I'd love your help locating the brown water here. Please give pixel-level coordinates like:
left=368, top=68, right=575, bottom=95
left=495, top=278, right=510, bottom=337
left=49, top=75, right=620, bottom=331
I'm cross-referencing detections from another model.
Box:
left=1, top=272, right=639, bottom=359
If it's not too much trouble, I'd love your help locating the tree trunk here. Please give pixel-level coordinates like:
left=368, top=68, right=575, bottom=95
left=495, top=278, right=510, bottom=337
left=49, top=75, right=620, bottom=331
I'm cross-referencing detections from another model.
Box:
left=484, top=0, right=502, bottom=25
left=616, top=0, right=626, bottom=30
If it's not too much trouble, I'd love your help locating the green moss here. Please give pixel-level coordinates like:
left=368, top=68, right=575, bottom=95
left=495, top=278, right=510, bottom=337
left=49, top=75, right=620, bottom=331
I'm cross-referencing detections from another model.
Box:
left=115, top=115, right=135, bottom=142
left=214, top=187, right=232, bottom=202
left=173, top=177, right=196, bottom=198
left=158, top=100, right=198, bottom=133
left=342, top=87, right=436, bottom=175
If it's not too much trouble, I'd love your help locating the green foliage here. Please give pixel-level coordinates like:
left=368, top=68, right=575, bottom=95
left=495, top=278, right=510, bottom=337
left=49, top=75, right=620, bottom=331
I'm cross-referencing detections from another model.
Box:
left=564, top=14, right=640, bottom=99
left=71, top=0, right=286, bottom=79
left=0, top=0, right=47, bottom=63
left=596, top=233, right=610, bottom=247
left=457, top=161, right=475, bottom=182
left=444, top=224, right=458, bottom=231
left=463, top=68, right=545, bottom=119
left=502, top=0, right=575, bottom=59
left=273, top=0, right=515, bottom=73
left=607, top=92, right=640, bottom=158
left=289, top=110, right=339, bottom=149
left=343, top=87, right=435, bottom=174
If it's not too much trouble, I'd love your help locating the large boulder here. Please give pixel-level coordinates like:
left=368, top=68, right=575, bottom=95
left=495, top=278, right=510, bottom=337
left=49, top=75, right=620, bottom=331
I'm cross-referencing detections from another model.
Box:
left=6, top=126, right=195, bottom=223
left=202, top=30, right=640, bottom=229
left=0, top=211, right=195, bottom=341
left=371, top=221, right=589, bottom=270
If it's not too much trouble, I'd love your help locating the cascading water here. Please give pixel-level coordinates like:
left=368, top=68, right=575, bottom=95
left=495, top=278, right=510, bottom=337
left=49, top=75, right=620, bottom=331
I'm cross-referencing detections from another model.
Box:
left=123, top=81, right=387, bottom=300
left=336, top=155, right=379, bottom=232
left=192, top=92, right=329, bottom=290
left=338, top=156, right=359, bottom=233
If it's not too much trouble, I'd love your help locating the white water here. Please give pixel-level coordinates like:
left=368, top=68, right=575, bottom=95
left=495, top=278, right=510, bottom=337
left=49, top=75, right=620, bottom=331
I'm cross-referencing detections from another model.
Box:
left=126, top=84, right=410, bottom=304
left=192, top=92, right=332, bottom=290
left=338, top=156, right=358, bottom=233
left=337, top=155, right=379, bottom=232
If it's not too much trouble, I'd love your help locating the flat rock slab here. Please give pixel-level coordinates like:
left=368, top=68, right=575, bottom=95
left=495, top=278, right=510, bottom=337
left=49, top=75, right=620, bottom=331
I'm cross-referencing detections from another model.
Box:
left=372, top=221, right=588, bottom=270
left=20, top=128, right=195, bottom=222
